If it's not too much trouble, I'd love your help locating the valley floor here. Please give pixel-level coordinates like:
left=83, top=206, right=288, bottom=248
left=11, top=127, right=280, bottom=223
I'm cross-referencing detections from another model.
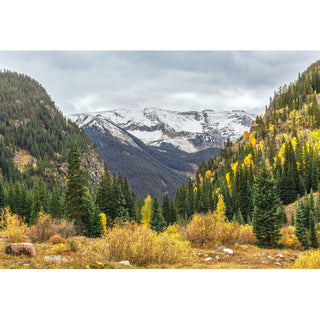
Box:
left=0, top=236, right=304, bottom=269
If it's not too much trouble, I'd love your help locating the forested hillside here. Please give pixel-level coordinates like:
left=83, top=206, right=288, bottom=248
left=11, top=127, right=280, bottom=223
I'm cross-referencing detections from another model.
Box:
left=168, top=59, right=320, bottom=248
left=0, top=71, right=106, bottom=224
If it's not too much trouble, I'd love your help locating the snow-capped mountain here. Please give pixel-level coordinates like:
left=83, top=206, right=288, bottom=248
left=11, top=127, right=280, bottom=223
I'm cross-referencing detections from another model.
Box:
left=69, top=108, right=256, bottom=153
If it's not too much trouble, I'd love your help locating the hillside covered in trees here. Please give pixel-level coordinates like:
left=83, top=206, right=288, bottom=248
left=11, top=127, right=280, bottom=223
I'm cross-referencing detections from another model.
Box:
left=168, top=59, right=320, bottom=249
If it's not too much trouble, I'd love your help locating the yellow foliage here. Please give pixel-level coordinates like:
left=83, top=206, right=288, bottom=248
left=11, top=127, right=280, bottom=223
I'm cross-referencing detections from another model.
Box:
left=205, top=170, right=212, bottom=180
left=238, top=224, right=256, bottom=244
left=243, top=131, right=249, bottom=139
left=308, top=129, right=320, bottom=151
left=243, top=153, right=253, bottom=167
left=226, top=172, right=231, bottom=190
left=193, top=187, right=198, bottom=193
left=0, top=207, right=27, bottom=243
left=183, top=212, right=252, bottom=248
left=231, top=162, right=238, bottom=175
left=293, top=250, right=320, bottom=269
left=278, top=226, right=301, bottom=248
left=99, top=213, right=107, bottom=235
left=277, top=142, right=286, bottom=165
left=291, top=136, right=298, bottom=150
left=216, top=194, right=226, bottom=223
left=249, top=132, right=256, bottom=148
left=259, top=140, right=264, bottom=152
left=104, top=222, right=194, bottom=265
left=140, top=195, right=152, bottom=226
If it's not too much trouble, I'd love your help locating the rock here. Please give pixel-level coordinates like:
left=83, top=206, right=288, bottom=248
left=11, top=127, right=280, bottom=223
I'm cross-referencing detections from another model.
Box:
left=44, top=255, right=69, bottom=263
left=23, top=264, right=30, bottom=267
left=5, top=243, right=36, bottom=257
left=241, top=245, right=248, bottom=248
left=267, top=255, right=274, bottom=260
left=204, top=253, right=209, bottom=257
left=275, top=262, right=281, bottom=266
left=204, top=257, right=213, bottom=262
left=119, top=260, right=130, bottom=266
left=276, top=253, right=284, bottom=258
left=223, top=248, right=234, bottom=255
left=215, top=255, right=220, bottom=260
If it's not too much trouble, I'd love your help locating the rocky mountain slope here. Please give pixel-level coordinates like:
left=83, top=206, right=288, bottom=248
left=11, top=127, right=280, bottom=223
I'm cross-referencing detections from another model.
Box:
left=68, top=108, right=254, bottom=199
left=0, top=70, right=104, bottom=189
left=69, top=108, right=256, bottom=153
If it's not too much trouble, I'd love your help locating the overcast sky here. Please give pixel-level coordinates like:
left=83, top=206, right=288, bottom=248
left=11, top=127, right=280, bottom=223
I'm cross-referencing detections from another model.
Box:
left=0, top=51, right=319, bottom=115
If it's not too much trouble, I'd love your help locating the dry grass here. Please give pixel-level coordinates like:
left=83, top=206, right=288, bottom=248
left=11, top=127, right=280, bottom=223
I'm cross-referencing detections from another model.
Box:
left=27, top=213, right=75, bottom=243
left=0, top=209, right=313, bottom=269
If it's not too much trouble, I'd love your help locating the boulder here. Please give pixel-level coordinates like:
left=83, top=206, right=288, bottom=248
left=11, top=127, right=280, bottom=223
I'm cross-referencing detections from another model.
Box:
left=5, top=243, right=36, bottom=257
left=44, top=255, right=69, bottom=263
left=204, top=257, right=213, bottom=262
left=223, top=248, right=234, bottom=255
left=119, top=260, right=130, bottom=266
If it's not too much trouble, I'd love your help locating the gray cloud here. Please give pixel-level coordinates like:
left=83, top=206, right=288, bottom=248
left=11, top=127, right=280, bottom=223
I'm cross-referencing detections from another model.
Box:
left=0, top=51, right=319, bottom=115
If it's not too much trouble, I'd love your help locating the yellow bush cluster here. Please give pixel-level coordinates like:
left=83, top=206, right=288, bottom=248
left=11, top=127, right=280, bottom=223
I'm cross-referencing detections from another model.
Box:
left=0, top=207, right=27, bottom=243
left=104, top=222, right=194, bottom=266
left=278, top=226, right=301, bottom=249
left=293, top=250, right=320, bottom=269
left=182, top=212, right=254, bottom=248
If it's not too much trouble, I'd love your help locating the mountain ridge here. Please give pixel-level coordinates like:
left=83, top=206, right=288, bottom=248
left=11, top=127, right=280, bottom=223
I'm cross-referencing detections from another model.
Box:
left=69, top=107, right=256, bottom=153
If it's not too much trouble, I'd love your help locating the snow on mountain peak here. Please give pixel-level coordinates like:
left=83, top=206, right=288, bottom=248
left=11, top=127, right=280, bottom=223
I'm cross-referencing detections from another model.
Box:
left=68, top=108, right=256, bottom=153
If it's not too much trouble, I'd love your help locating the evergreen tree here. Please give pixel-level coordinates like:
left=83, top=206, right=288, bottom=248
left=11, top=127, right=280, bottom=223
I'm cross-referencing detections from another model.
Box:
left=65, top=144, right=89, bottom=234
left=309, top=211, right=319, bottom=249
left=88, top=198, right=104, bottom=238
left=96, top=164, right=115, bottom=223
left=233, top=208, right=245, bottom=225
left=252, top=160, right=281, bottom=248
left=113, top=183, right=129, bottom=222
left=150, top=197, right=166, bottom=233
left=30, top=179, right=43, bottom=225
left=169, top=200, right=177, bottom=225
left=50, top=185, right=63, bottom=218
left=278, top=204, right=287, bottom=226
left=0, top=182, right=5, bottom=208
left=295, top=201, right=310, bottom=249
left=161, top=194, right=171, bottom=224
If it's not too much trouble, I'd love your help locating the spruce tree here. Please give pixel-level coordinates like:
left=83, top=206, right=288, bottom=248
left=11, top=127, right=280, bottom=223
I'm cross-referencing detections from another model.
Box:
left=30, top=179, right=43, bottom=225
left=295, top=201, right=309, bottom=249
left=0, top=182, right=5, bottom=208
left=309, top=211, right=319, bottom=249
left=88, top=198, right=104, bottom=238
left=161, top=194, right=170, bottom=225
left=65, top=144, right=89, bottom=234
left=278, top=204, right=287, bottom=226
left=96, top=164, right=115, bottom=223
left=150, top=197, right=166, bottom=233
left=233, top=208, right=245, bottom=225
left=252, top=160, right=281, bottom=248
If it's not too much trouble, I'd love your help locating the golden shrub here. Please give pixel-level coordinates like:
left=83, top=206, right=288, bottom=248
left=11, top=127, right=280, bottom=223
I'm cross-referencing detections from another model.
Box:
left=104, top=222, right=194, bottom=266
left=0, top=207, right=28, bottom=243
left=238, top=224, right=256, bottom=244
left=293, top=250, right=320, bottom=269
left=49, top=234, right=67, bottom=244
left=28, top=213, right=75, bottom=243
left=182, top=212, right=252, bottom=248
left=278, top=226, right=301, bottom=249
